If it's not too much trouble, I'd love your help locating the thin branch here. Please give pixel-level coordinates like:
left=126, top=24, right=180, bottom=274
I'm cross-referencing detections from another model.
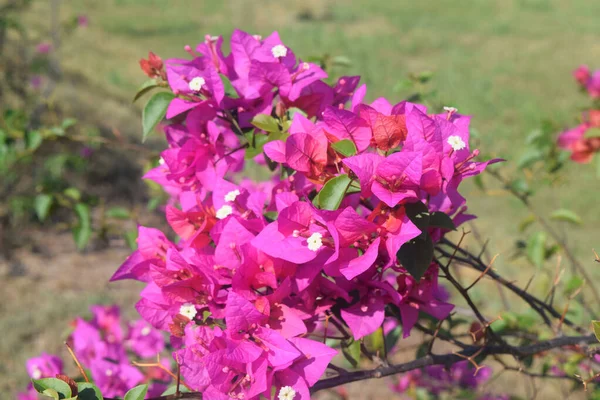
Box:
left=487, top=169, right=600, bottom=304
left=310, top=334, right=597, bottom=393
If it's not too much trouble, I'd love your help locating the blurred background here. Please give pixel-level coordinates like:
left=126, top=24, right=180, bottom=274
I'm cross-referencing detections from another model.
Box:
left=2, top=0, right=600, bottom=398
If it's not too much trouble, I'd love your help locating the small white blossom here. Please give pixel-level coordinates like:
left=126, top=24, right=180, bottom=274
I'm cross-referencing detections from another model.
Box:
left=224, top=189, right=241, bottom=202
left=306, top=232, right=323, bottom=252
left=447, top=135, right=466, bottom=151
left=141, top=326, right=151, bottom=336
left=443, top=106, right=458, bottom=113
left=158, top=157, right=165, bottom=165
left=188, top=77, right=206, bottom=92
left=271, top=44, right=288, bottom=59
left=216, top=205, right=233, bottom=219
left=31, top=368, right=42, bottom=379
left=302, top=62, right=310, bottom=70
left=179, top=303, right=197, bottom=320
left=278, top=386, right=297, bottom=400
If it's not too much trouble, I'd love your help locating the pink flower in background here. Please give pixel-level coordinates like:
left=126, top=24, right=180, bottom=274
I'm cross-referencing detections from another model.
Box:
left=36, top=42, right=52, bottom=54
left=77, top=15, right=89, bottom=27
left=126, top=320, right=165, bottom=358
left=26, top=353, right=63, bottom=380
left=573, top=65, right=590, bottom=87
left=30, top=75, right=43, bottom=90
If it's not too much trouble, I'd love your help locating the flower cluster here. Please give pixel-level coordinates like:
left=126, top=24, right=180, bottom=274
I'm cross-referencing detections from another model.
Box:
left=557, top=66, right=600, bottom=163
left=111, top=30, right=497, bottom=399
left=18, top=305, right=169, bottom=399
left=391, top=361, right=508, bottom=399
left=573, top=65, right=600, bottom=99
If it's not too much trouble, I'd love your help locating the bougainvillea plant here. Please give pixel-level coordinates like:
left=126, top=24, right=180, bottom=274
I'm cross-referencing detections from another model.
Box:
left=22, top=31, right=600, bottom=400
left=557, top=65, right=600, bottom=163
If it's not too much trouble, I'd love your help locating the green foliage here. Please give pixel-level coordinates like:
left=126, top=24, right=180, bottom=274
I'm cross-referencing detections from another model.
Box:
left=550, top=209, right=582, bottom=225
left=593, top=321, right=600, bottom=343
left=32, top=378, right=71, bottom=399
left=331, top=139, right=357, bottom=157
left=397, top=234, right=434, bottom=281
left=341, top=339, right=361, bottom=367
left=124, top=384, right=148, bottom=400
left=72, top=203, right=92, bottom=250
left=161, top=385, right=191, bottom=396
left=142, top=91, right=174, bottom=141
left=77, top=382, right=104, bottom=400
left=251, top=114, right=280, bottom=133
left=526, top=231, right=547, bottom=268
left=313, top=174, right=353, bottom=210
left=133, top=78, right=159, bottom=102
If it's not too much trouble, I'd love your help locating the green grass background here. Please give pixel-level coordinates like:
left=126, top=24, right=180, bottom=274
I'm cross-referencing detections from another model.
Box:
left=5, top=0, right=600, bottom=397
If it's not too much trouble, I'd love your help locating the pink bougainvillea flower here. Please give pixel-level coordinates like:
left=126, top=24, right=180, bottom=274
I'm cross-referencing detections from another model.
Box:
left=26, top=353, right=63, bottom=380
left=91, top=358, right=145, bottom=398
left=126, top=319, right=165, bottom=358
left=573, top=64, right=590, bottom=86
left=36, top=42, right=52, bottom=54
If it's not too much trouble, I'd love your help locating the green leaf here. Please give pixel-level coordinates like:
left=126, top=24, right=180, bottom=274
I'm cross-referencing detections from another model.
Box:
left=593, top=321, right=600, bottom=343
left=77, top=382, right=104, bottom=400
left=63, top=187, right=81, bottom=201
left=518, top=214, right=536, bottom=232
left=219, top=74, right=239, bottom=98
left=550, top=209, right=582, bottom=225
left=32, top=378, right=72, bottom=399
left=133, top=78, right=158, bottom=102
left=396, top=234, right=434, bottom=280
left=367, top=327, right=385, bottom=355
left=124, top=229, right=138, bottom=250
left=124, top=384, right=148, bottom=400
left=526, top=231, right=547, bottom=268
left=428, top=211, right=456, bottom=230
left=564, top=276, right=584, bottom=298
left=341, top=339, right=361, bottom=367
left=142, top=92, right=174, bottom=142
left=34, top=194, right=53, bottom=221
left=510, top=177, right=530, bottom=196
left=73, top=203, right=92, bottom=250
left=404, top=201, right=430, bottom=234
left=25, top=130, right=43, bottom=150
left=147, top=197, right=160, bottom=211
left=251, top=114, right=279, bottom=133
left=43, top=388, right=60, bottom=400
left=105, top=206, right=130, bottom=219
left=315, top=174, right=352, bottom=210
left=161, top=384, right=191, bottom=396
left=287, top=107, right=307, bottom=118
left=332, top=55, right=352, bottom=67
left=384, top=325, right=402, bottom=352
left=61, top=118, right=77, bottom=129
left=517, top=149, right=542, bottom=169
left=244, top=131, right=270, bottom=159
left=331, top=139, right=357, bottom=157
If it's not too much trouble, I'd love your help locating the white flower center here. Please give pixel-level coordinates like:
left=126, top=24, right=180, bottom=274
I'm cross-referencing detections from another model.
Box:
left=443, top=106, right=458, bottom=113
left=447, top=135, right=466, bottom=151
left=32, top=368, right=42, bottom=379
left=216, top=205, right=233, bottom=219
left=271, top=45, right=288, bottom=59
left=179, top=303, right=197, bottom=320
left=141, top=326, right=151, bottom=336
left=188, top=77, right=206, bottom=92
left=302, top=62, right=310, bottom=70
left=278, top=386, right=297, bottom=400
left=306, top=232, right=323, bottom=252
left=105, top=369, right=113, bottom=377
left=224, top=189, right=241, bottom=202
